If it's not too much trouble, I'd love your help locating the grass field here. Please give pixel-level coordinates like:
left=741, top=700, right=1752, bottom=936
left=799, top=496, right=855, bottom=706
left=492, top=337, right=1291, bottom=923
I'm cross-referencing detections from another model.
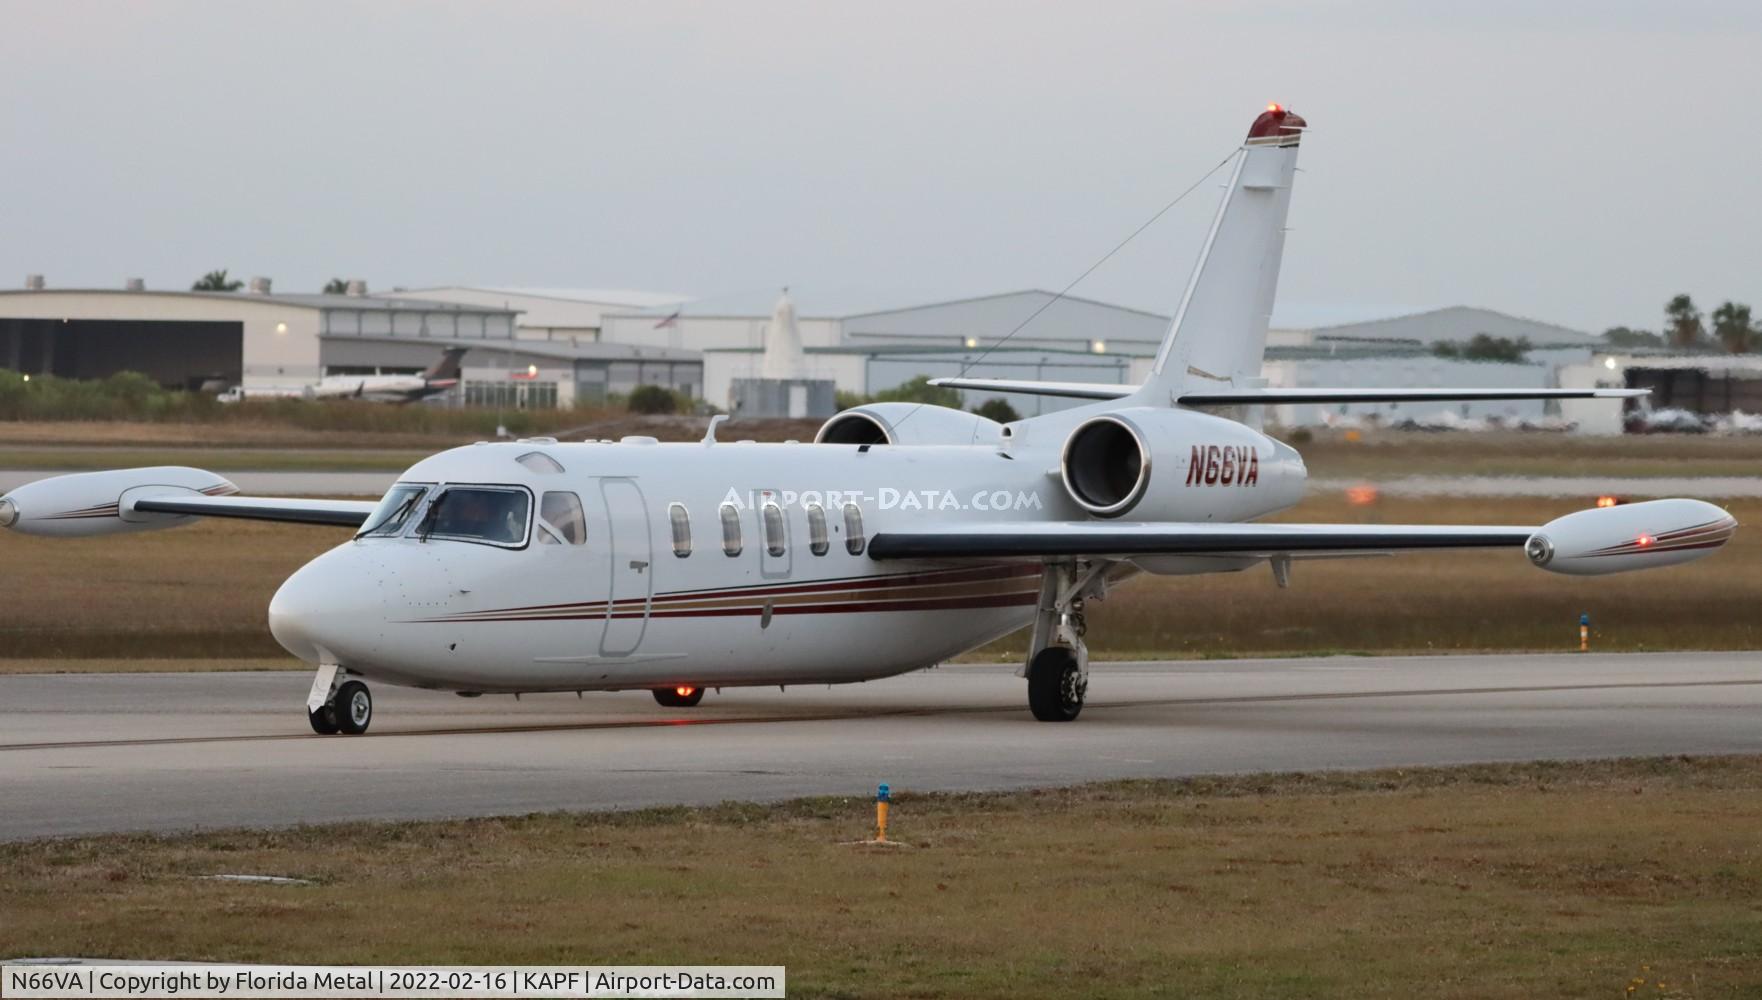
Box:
left=1, top=496, right=1753, bottom=661
left=0, top=416, right=825, bottom=452
left=1292, top=429, right=1762, bottom=480
left=3, top=423, right=1761, bottom=478
left=4, top=756, right=1759, bottom=998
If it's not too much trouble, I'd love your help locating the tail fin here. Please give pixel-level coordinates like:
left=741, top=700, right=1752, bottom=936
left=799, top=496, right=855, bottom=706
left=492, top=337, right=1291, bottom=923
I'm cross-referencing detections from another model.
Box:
left=1137, top=105, right=1305, bottom=405
left=422, top=347, right=468, bottom=382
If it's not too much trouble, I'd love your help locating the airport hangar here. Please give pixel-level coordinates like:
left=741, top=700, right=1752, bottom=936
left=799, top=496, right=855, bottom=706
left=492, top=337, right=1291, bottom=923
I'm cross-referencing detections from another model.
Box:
left=3, top=278, right=1664, bottom=426
left=0, top=280, right=701, bottom=407
left=590, top=295, right=1609, bottom=422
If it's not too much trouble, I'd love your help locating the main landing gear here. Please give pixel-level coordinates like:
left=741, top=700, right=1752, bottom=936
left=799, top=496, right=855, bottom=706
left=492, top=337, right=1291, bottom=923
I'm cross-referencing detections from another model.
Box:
left=1024, top=560, right=1108, bottom=722
left=307, top=664, right=373, bottom=735
left=652, top=685, right=705, bottom=708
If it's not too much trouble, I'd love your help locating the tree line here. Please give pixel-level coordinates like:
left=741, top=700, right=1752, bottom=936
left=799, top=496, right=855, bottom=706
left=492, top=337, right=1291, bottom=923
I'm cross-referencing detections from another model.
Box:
left=189, top=269, right=356, bottom=294
left=1605, top=294, right=1757, bottom=353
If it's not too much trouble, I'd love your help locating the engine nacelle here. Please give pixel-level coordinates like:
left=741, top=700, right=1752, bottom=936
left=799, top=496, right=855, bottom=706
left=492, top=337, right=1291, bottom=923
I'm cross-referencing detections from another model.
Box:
left=815, top=402, right=1002, bottom=447
left=1059, top=406, right=1305, bottom=521
left=0, top=467, right=238, bottom=537
left=1526, top=498, right=1736, bottom=575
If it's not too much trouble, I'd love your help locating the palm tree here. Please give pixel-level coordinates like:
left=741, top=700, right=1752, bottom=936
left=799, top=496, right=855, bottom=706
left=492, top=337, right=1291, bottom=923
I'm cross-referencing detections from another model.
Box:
left=1664, top=294, right=1705, bottom=349
left=1711, top=301, right=1756, bottom=354
left=191, top=269, right=243, bottom=292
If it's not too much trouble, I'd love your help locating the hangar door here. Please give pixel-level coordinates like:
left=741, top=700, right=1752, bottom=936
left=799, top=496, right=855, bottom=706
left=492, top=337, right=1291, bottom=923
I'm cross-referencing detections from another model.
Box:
left=1, top=318, right=242, bottom=389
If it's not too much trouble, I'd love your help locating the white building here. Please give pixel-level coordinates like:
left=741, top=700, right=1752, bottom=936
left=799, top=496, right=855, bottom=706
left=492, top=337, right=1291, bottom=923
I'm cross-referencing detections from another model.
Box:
left=379, top=287, right=688, bottom=344
left=0, top=279, right=698, bottom=407
left=1560, top=352, right=1762, bottom=434
left=596, top=289, right=1168, bottom=412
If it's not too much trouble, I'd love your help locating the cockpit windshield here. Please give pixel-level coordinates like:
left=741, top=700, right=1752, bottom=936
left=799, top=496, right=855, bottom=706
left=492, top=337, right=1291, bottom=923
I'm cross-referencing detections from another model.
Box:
left=415, top=486, right=531, bottom=548
left=357, top=484, right=429, bottom=538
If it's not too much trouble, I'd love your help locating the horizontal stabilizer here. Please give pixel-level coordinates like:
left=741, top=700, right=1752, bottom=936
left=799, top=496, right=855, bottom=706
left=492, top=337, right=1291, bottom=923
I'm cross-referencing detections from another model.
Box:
left=928, top=378, right=1644, bottom=406
left=927, top=377, right=1133, bottom=401
left=1177, top=387, right=1647, bottom=405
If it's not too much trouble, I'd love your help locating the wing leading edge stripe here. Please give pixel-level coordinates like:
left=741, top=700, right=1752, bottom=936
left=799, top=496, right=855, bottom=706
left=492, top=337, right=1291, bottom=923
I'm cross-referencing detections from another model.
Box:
left=867, top=530, right=1533, bottom=560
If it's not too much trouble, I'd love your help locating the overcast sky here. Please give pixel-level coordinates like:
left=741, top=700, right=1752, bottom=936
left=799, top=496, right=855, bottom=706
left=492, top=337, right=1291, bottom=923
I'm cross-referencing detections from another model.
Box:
left=3, top=1, right=1757, bottom=331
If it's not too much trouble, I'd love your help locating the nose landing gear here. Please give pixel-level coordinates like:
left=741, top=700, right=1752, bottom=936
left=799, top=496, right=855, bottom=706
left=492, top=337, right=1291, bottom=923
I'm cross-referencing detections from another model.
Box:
left=306, top=664, right=373, bottom=735
left=653, top=685, right=705, bottom=708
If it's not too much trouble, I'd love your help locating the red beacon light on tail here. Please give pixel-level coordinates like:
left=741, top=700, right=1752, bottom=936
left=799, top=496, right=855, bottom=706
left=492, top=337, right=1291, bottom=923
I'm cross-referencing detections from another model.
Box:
left=1247, top=103, right=1305, bottom=141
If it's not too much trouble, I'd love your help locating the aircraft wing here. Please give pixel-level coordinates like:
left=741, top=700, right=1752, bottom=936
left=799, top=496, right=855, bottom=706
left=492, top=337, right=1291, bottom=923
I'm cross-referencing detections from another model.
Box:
left=928, top=377, right=1645, bottom=405
left=868, top=521, right=1531, bottom=560
left=0, top=467, right=379, bottom=536
left=131, top=494, right=376, bottom=528
left=870, top=500, right=1737, bottom=578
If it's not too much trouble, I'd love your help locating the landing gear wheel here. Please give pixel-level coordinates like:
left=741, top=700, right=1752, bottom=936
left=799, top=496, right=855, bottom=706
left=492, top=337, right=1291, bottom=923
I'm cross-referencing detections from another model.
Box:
left=652, top=685, right=705, bottom=708
left=334, top=680, right=373, bottom=735
left=308, top=704, right=339, bottom=735
left=1027, top=647, right=1085, bottom=722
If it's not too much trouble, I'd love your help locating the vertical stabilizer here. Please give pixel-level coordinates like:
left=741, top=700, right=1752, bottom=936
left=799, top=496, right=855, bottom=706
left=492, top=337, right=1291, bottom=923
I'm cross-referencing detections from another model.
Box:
left=1138, top=106, right=1305, bottom=404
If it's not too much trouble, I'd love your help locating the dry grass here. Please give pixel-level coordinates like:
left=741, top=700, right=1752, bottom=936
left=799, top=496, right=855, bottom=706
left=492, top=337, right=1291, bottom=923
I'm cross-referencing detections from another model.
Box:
left=2, top=497, right=1755, bottom=662
left=0, top=658, right=298, bottom=675
left=4, top=756, right=1760, bottom=998
left=0, top=416, right=824, bottom=450
left=0, top=447, right=427, bottom=472
left=0, top=517, right=337, bottom=658
left=1291, top=428, right=1762, bottom=479
left=6, top=423, right=1757, bottom=478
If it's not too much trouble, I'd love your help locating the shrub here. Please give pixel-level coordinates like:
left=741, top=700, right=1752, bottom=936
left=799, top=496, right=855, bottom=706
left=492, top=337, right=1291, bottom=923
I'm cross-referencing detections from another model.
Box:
left=627, top=384, right=678, bottom=415
left=873, top=375, right=962, bottom=408
left=973, top=398, right=1021, bottom=424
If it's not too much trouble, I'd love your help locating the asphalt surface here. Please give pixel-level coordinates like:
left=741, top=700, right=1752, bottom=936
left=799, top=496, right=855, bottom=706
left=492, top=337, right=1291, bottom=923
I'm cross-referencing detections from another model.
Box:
left=1, top=652, right=1759, bottom=840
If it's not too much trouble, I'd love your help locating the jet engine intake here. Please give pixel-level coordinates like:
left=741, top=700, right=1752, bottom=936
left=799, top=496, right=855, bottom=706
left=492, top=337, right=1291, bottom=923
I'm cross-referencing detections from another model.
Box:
left=815, top=402, right=1002, bottom=447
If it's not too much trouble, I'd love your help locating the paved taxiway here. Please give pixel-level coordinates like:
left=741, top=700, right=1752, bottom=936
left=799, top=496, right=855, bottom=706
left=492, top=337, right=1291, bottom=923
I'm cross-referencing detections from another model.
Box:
left=2, top=652, right=1758, bottom=840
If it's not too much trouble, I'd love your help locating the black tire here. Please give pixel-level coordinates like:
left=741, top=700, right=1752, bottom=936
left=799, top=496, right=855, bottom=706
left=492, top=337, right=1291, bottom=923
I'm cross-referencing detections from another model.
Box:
left=1027, top=647, right=1085, bottom=722
left=308, top=704, right=339, bottom=735
left=334, top=680, right=373, bottom=735
left=652, top=686, right=705, bottom=708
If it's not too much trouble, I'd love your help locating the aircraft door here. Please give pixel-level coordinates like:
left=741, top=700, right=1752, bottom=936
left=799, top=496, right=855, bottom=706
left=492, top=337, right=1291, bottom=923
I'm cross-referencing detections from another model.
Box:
left=599, top=477, right=653, bottom=657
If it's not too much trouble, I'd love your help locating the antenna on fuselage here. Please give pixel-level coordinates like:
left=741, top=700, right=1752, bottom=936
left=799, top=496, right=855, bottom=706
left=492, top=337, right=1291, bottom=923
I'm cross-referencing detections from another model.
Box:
left=702, top=413, right=731, bottom=445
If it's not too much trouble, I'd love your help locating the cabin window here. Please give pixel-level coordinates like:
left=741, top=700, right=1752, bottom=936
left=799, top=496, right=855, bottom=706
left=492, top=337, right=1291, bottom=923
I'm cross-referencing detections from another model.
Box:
left=358, top=483, right=429, bottom=538
left=843, top=502, right=865, bottom=555
left=517, top=451, right=565, bottom=474
left=537, top=491, right=586, bottom=545
left=806, top=503, right=829, bottom=556
left=762, top=502, right=787, bottom=557
left=720, top=503, right=742, bottom=557
left=417, top=486, right=530, bottom=548
left=669, top=502, right=692, bottom=557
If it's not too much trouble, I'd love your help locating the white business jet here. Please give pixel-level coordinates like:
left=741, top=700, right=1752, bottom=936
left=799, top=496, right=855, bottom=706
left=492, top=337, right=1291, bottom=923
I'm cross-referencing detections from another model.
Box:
left=0, top=106, right=1735, bottom=734
left=219, top=347, right=467, bottom=404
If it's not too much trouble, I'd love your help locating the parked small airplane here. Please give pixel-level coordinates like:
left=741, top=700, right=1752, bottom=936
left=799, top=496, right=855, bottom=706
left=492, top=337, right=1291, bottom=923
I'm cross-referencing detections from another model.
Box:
left=0, top=107, right=1734, bottom=734
left=218, top=347, right=466, bottom=404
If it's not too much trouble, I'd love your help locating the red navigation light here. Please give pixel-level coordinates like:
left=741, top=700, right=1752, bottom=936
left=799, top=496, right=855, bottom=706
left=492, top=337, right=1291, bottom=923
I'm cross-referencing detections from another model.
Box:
left=675, top=685, right=696, bottom=697
left=1267, top=103, right=1283, bottom=114
left=1636, top=534, right=1654, bottom=548
left=1596, top=495, right=1621, bottom=508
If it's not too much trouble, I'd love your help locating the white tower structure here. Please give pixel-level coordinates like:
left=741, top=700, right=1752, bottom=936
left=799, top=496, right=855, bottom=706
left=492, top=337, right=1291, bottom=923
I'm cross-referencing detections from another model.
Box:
left=760, top=289, right=807, bottom=380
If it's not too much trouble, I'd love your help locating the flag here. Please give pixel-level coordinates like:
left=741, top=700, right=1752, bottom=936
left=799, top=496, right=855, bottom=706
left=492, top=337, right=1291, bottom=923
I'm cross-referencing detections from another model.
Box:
left=654, top=309, right=682, bottom=329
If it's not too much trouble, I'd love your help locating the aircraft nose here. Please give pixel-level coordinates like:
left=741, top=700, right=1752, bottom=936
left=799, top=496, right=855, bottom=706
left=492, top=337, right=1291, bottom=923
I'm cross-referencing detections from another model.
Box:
left=269, top=547, right=385, bottom=664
